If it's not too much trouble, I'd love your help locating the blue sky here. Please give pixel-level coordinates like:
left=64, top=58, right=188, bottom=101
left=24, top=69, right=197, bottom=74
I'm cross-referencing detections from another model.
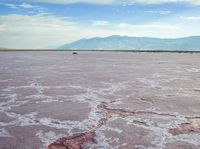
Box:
left=0, top=0, right=200, bottom=49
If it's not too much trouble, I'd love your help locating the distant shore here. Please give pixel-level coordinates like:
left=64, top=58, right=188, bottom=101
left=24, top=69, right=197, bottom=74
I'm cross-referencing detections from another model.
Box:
left=0, top=49, right=200, bottom=53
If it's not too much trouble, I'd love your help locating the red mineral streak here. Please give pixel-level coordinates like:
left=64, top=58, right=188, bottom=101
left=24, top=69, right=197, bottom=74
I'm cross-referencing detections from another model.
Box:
left=48, top=131, right=95, bottom=149
left=48, top=103, right=178, bottom=149
left=97, top=104, right=177, bottom=118
left=131, top=120, right=149, bottom=127
left=48, top=102, right=200, bottom=149
left=168, top=118, right=200, bottom=135
left=48, top=105, right=111, bottom=149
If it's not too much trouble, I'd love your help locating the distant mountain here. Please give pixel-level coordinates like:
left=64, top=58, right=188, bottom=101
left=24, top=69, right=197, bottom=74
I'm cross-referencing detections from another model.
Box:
left=0, top=47, right=8, bottom=50
left=60, top=35, right=200, bottom=51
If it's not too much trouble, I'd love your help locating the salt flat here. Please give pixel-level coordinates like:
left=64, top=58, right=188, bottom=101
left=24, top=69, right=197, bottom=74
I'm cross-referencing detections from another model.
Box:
left=0, top=51, right=200, bottom=149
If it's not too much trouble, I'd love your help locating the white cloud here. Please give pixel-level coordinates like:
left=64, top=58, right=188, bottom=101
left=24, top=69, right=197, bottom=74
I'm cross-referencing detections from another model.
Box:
left=0, top=2, right=47, bottom=13
left=181, top=16, right=200, bottom=20
left=127, top=0, right=200, bottom=5
left=1, top=3, right=34, bottom=9
left=0, top=14, right=115, bottom=49
left=32, top=0, right=200, bottom=5
left=33, top=0, right=114, bottom=4
left=0, top=24, right=7, bottom=31
left=117, top=22, right=180, bottom=30
left=114, top=20, right=200, bottom=38
left=0, top=14, right=78, bottom=49
left=0, top=14, right=200, bottom=49
left=4, top=3, right=18, bottom=9
left=19, top=3, right=34, bottom=9
left=92, top=20, right=110, bottom=26
left=146, top=10, right=172, bottom=15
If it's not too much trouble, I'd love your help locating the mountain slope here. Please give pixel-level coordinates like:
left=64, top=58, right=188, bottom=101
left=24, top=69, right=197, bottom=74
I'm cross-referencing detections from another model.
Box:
left=60, top=35, right=200, bottom=51
left=0, top=47, right=8, bottom=50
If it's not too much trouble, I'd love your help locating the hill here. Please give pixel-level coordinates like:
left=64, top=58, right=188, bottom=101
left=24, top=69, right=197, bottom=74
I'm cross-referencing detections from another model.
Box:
left=60, top=35, right=200, bottom=51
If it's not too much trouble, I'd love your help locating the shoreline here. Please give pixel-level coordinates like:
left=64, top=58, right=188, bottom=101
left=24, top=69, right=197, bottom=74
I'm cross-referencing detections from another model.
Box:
left=0, top=49, right=200, bottom=53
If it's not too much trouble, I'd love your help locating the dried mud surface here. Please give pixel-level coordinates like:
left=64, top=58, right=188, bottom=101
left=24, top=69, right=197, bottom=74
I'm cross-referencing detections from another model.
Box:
left=0, top=51, right=200, bottom=149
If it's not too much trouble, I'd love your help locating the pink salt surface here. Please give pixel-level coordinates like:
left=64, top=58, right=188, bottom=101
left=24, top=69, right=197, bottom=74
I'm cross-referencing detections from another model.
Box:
left=0, top=51, right=200, bottom=149
left=9, top=101, right=90, bottom=121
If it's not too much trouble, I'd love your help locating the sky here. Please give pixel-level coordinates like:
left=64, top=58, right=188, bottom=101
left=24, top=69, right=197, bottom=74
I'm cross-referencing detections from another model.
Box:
left=0, top=0, right=200, bottom=49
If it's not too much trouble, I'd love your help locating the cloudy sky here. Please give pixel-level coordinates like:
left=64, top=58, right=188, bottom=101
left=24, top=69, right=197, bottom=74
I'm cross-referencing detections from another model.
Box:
left=0, top=0, right=200, bottom=49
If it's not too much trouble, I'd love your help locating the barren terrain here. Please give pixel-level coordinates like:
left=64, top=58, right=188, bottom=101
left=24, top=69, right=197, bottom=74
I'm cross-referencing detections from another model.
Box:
left=0, top=51, right=200, bottom=149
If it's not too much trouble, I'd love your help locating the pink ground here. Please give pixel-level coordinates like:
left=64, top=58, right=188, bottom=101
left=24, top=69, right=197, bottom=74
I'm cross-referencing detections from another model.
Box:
left=0, top=51, right=200, bottom=149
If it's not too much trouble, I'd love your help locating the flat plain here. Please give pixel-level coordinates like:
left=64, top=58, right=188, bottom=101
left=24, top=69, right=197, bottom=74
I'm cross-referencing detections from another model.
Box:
left=0, top=51, right=200, bottom=149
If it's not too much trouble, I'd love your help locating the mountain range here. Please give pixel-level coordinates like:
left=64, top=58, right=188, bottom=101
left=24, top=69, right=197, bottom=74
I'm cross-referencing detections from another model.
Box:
left=0, top=47, right=8, bottom=50
left=60, top=35, right=200, bottom=51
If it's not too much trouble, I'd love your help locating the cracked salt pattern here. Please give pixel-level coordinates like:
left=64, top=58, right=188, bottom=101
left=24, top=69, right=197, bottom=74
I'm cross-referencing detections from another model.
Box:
left=0, top=128, right=11, bottom=137
left=36, top=131, right=66, bottom=149
left=0, top=52, right=200, bottom=149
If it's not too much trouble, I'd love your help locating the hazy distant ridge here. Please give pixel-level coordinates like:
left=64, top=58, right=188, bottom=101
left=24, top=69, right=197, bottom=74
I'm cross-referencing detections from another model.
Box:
left=60, top=35, right=200, bottom=51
